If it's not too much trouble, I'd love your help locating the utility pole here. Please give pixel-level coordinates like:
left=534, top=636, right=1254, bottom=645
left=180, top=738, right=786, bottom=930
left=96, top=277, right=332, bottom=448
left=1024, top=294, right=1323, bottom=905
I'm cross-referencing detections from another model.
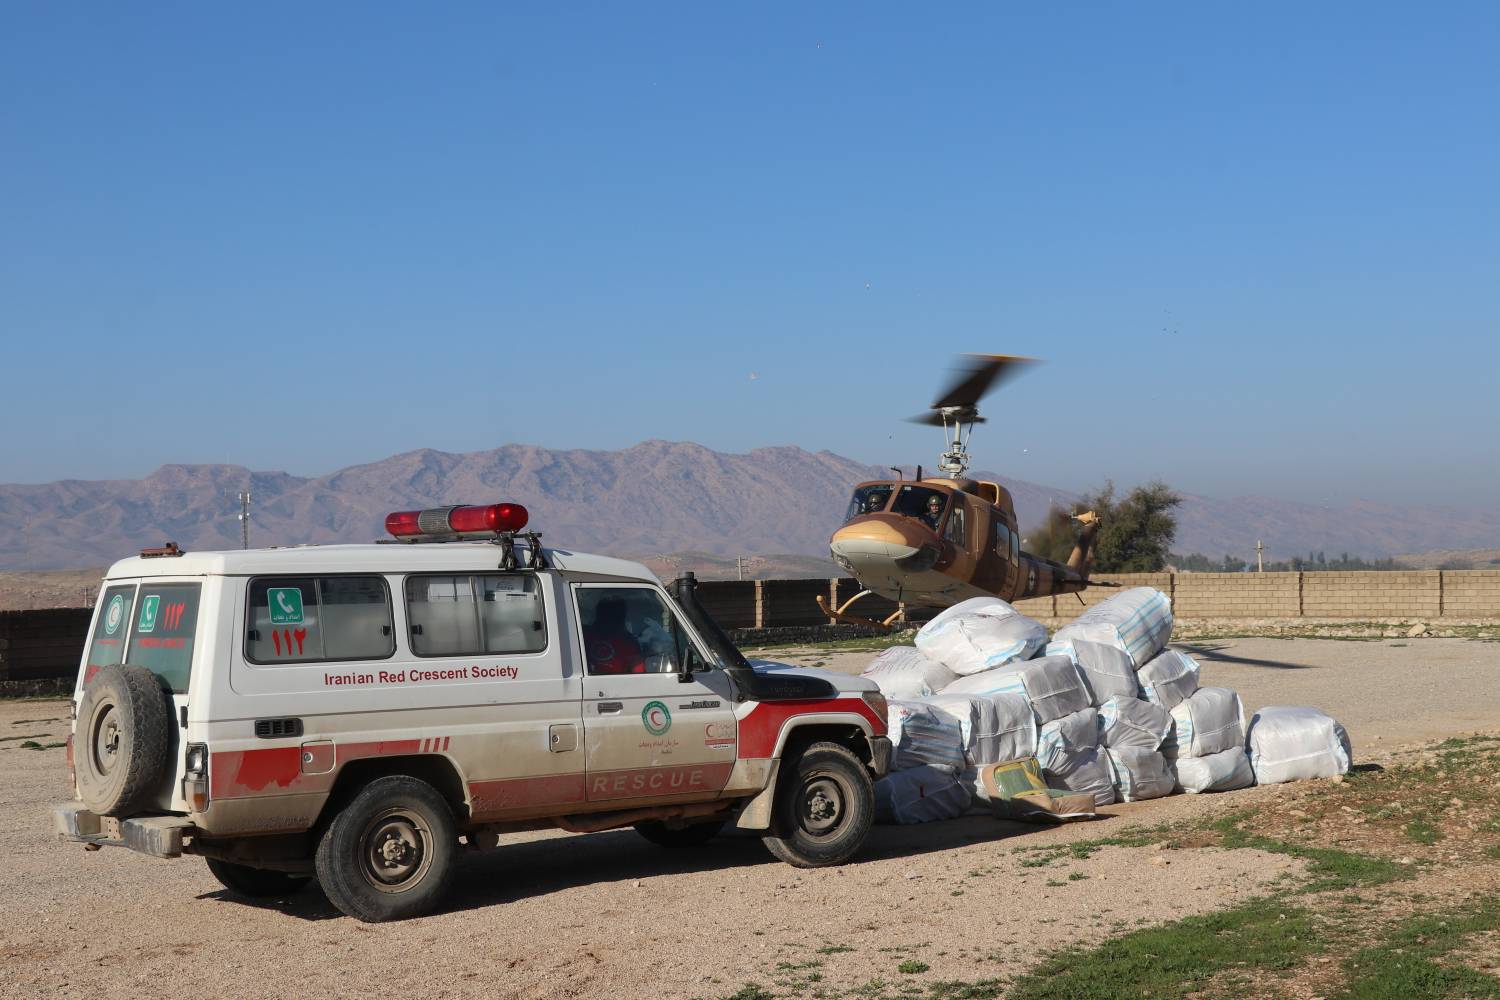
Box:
left=736, top=557, right=745, bottom=581
left=238, top=491, right=252, bottom=550
left=1257, top=539, right=1264, bottom=573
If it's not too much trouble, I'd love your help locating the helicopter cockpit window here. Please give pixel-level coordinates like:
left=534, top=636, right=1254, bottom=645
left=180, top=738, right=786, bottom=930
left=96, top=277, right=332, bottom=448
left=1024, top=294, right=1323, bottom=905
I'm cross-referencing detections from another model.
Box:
left=892, top=486, right=947, bottom=529
left=846, top=485, right=894, bottom=521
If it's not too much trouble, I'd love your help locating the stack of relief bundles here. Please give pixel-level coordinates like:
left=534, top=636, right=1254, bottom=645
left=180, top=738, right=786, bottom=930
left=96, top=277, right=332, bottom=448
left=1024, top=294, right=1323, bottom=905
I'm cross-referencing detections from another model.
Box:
left=1161, top=683, right=1254, bottom=794
left=884, top=700, right=968, bottom=773
left=1035, top=706, right=1116, bottom=806
left=874, top=764, right=973, bottom=824
left=926, top=691, right=1036, bottom=806
left=1046, top=637, right=1140, bottom=705
left=915, top=596, right=1047, bottom=676
left=1245, top=706, right=1352, bottom=785
left=1052, top=588, right=1178, bottom=802
left=1051, top=587, right=1173, bottom=669
left=1095, top=695, right=1176, bottom=801
left=861, top=646, right=959, bottom=701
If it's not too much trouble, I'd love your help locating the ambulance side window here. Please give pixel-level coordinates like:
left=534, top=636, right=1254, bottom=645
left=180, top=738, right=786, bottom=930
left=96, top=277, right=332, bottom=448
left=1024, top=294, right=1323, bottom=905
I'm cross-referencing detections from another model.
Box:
left=246, top=576, right=394, bottom=664
left=405, top=574, right=547, bottom=657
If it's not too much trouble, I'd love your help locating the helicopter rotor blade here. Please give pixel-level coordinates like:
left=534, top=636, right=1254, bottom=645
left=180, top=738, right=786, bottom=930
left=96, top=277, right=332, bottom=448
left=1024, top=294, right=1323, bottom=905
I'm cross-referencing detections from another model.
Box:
left=930, top=354, right=1037, bottom=411
left=906, top=412, right=988, bottom=426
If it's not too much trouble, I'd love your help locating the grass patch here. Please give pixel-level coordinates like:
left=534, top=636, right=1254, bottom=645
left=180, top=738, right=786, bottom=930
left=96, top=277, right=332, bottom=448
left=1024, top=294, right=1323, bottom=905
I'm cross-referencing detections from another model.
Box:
left=17, top=740, right=66, bottom=750
left=815, top=944, right=854, bottom=956
left=1012, top=826, right=1169, bottom=868
left=1007, top=896, right=1319, bottom=999
left=926, top=982, right=1007, bottom=999
left=1404, top=819, right=1444, bottom=845
left=718, top=985, right=776, bottom=1000
left=898, top=960, right=930, bottom=975
left=1333, top=896, right=1500, bottom=999
left=1208, top=814, right=1408, bottom=892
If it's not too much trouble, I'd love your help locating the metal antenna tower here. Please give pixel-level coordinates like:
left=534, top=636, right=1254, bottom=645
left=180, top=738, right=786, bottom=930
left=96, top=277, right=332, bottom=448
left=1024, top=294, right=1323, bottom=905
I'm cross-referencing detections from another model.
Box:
left=238, top=491, right=252, bottom=549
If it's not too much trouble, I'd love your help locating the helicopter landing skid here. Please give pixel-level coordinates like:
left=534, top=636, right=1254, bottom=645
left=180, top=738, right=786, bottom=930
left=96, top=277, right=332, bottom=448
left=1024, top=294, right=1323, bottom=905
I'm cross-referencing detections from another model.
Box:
left=815, top=590, right=905, bottom=630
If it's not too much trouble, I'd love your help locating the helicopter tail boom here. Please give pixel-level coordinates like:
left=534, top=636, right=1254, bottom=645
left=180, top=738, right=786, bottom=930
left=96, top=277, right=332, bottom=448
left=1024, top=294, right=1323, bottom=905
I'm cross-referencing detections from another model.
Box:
left=1065, top=510, right=1101, bottom=579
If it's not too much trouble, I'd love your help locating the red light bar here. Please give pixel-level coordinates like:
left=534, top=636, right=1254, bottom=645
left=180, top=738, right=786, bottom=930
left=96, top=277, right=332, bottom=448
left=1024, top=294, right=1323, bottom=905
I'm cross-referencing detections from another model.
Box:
left=385, top=511, right=423, bottom=537
left=449, top=503, right=528, bottom=533
left=384, top=504, right=529, bottom=538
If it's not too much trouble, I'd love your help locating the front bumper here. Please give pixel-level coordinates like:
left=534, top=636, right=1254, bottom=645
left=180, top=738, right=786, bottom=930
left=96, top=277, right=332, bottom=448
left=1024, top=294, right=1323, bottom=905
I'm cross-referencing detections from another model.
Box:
left=870, top=735, right=893, bottom=778
left=53, top=803, right=192, bottom=859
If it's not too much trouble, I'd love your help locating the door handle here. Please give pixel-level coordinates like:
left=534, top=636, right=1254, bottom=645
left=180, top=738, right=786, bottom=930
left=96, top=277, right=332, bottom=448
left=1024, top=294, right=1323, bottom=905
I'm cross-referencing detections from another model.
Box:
left=597, top=702, right=623, bottom=715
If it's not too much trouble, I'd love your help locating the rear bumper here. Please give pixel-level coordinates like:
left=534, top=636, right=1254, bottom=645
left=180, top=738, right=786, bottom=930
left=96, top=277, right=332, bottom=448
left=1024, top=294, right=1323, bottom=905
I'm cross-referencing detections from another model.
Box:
left=870, top=736, right=893, bottom=778
left=52, top=803, right=192, bottom=859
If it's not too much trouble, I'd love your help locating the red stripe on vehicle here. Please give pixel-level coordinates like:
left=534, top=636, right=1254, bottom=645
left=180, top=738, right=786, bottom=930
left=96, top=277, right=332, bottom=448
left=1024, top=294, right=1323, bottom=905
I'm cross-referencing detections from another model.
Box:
left=468, top=773, right=588, bottom=818
left=211, top=739, right=426, bottom=799
left=585, top=761, right=734, bottom=801
left=736, top=697, right=885, bottom=759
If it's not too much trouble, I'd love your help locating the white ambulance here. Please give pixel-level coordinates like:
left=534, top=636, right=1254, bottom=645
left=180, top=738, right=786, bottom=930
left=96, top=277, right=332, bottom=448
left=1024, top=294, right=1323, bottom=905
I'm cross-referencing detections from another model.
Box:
left=53, top=503, right=891, bottom=922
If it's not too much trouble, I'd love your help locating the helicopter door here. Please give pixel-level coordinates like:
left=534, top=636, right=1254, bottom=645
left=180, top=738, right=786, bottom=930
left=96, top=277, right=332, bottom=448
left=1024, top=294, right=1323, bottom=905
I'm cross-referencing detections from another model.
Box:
left=943, top=499, right=967, bottom=549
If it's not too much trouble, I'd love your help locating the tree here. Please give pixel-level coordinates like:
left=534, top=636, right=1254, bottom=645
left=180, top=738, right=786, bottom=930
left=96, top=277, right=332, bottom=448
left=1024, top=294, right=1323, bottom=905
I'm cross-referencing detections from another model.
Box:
left=1025, top=480, right=1183, bottom=573
left=1026, top=504, right=1083, bottom=564
left=1087, top=480, right=1183, bottom=573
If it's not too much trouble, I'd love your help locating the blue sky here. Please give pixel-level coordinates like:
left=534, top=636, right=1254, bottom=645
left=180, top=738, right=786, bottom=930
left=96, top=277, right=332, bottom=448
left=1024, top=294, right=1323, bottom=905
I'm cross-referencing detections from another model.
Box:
left=3, top=3, right=1497, bottom=508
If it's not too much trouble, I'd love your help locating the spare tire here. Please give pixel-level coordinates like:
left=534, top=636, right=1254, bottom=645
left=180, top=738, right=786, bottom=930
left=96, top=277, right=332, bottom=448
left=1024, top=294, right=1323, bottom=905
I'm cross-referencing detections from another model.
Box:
left=75, top=664, right=173, bottom=817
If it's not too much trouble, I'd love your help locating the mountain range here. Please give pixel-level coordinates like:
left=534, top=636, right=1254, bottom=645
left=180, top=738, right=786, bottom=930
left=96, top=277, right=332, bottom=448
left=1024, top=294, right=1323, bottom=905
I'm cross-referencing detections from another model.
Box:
left=1, top=441, right=1496, bottom=570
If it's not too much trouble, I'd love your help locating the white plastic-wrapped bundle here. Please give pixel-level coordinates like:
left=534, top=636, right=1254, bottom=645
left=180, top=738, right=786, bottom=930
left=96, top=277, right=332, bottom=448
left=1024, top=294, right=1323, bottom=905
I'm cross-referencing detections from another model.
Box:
left=1104, top=746, right=1176, bottom=802
left=1041, top=745, right=1116, bottom=807
left=1175, top=746, right=1255, bottom=793
left=1097, top=695, right=1172, bottom=750
left=1051, top=587, right=1174, bottom=668
left=1036, top=708, right=1099, bottom=773
left=861, top=646, right=959, bottom=701
left=942, top=655, right=1090, bottom=725
left=1047, top=639, right=1140, bottom=705
left=886, top=700, right=967, bottom=773
left=1247, top=706, right=1352, bottom=785
left=1163, top=686, right=1246, bottom=759
left=926, top=692, right=1036, bottom=765
left=915, top=597, right=1047, bottom=675
left=1137, top=649, right=1201, bottom=710
left=874, top=764, right=973, bottom=824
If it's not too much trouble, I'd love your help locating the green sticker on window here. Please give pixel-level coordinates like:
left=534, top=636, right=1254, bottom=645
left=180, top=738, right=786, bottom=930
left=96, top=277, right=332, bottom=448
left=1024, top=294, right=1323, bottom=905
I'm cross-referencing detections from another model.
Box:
left=137, top=594, right=160, bottom=633
left=268, top=587, right=304, bottom=625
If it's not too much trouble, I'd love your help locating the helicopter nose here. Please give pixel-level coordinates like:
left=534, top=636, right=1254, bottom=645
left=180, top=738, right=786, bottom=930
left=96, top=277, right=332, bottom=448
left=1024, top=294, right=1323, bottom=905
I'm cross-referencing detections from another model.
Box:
left=830, top=519, right=941, bottom=576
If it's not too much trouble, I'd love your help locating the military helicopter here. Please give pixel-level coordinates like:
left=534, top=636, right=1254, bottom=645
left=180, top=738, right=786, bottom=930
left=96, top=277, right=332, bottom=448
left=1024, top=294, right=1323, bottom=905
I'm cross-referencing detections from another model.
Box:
left=817, top=354, right=1100, bottom=627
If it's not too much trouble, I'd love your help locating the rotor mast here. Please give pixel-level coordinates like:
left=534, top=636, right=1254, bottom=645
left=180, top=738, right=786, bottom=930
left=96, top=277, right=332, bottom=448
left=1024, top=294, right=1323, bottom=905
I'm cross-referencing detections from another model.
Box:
left=910, top=354, right=1034, bottom=481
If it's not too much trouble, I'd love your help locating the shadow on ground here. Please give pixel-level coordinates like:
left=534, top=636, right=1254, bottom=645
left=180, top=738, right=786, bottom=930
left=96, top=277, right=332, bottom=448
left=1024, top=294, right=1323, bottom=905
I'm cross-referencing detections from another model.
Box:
left=200, top=812, right=1091, bottom=921
left=1175, top=641, right=1314, bottom=671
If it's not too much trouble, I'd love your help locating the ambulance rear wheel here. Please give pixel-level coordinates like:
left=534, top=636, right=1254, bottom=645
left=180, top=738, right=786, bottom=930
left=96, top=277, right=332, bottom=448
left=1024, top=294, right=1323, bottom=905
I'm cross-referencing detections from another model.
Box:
left=315, top=775, right=458, bottom=922
left=205, top=858, right=310, bottom=899
left=634, top=819, right=725, bottom=849
left=762, top=741, right=873, bottom=868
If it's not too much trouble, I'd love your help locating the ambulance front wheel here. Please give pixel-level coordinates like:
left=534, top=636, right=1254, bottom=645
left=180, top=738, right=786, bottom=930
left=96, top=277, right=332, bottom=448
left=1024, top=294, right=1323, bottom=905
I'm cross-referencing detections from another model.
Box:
left=761, top=741, right=874, bottom=868
left=315, top=775, right=459, bottom=922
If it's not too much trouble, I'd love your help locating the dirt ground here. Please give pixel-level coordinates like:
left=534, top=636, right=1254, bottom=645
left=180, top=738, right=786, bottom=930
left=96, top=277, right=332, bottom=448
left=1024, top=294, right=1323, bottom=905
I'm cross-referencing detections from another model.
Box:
left=3, top=637, right=1499, bottom=1000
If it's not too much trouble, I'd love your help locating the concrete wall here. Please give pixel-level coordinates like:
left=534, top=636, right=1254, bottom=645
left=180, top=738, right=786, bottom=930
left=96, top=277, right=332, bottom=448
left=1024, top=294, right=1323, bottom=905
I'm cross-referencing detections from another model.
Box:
left=0, top=608, right=92, bottom=683
left=5, top=572, right=1498, bottom=685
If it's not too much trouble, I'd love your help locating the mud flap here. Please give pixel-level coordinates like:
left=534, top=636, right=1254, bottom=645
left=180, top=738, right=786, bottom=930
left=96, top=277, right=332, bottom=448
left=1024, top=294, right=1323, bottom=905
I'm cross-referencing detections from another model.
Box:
left=733, top=759, right=781, bottom=831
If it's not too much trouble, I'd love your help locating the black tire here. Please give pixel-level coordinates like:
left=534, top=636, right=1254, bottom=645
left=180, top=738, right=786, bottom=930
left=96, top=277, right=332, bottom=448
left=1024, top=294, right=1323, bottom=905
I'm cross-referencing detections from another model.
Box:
left=74, top=664, right=173, bottom=817
left=314, top=775, right=458, bottom=922
left=634, top=818, right=725, bottom=849
left=762, top=741, right=874, bottom=868
left=205, top=858, right=311, bottom=900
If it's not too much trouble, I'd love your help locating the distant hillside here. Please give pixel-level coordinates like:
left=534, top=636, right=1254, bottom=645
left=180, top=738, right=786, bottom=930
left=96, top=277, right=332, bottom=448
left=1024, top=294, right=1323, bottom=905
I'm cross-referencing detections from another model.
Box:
left=0, top=442, right=1066, bottom=571
left=1, top=440, right=1495, bottom=570
left=1394, top=548, right=1500, bottom=570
